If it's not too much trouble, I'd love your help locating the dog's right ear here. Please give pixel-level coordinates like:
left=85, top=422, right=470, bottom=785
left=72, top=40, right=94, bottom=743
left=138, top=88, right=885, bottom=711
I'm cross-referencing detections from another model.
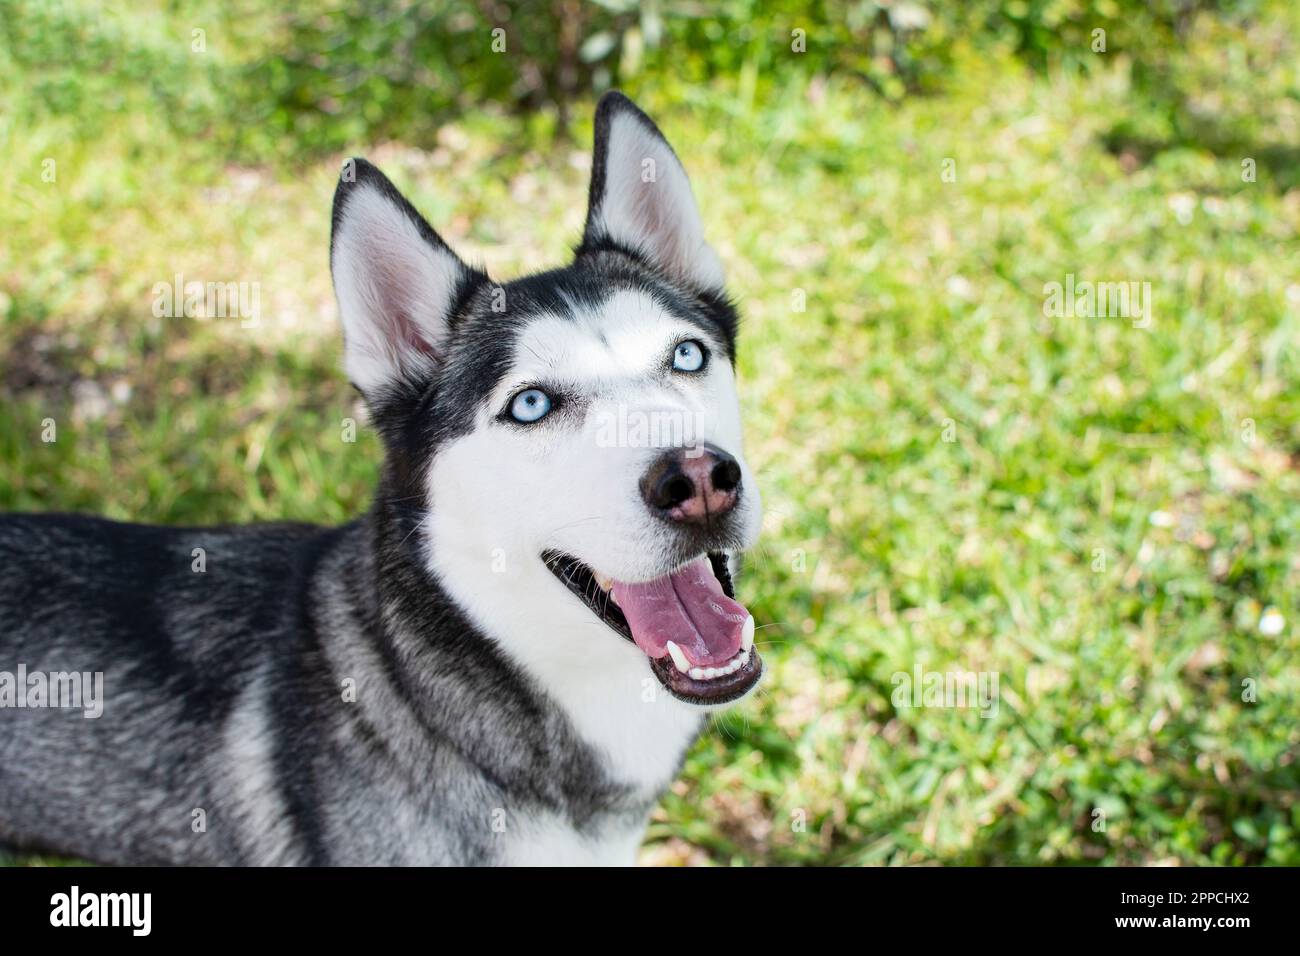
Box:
left=330, top=159, right=484, bottom=397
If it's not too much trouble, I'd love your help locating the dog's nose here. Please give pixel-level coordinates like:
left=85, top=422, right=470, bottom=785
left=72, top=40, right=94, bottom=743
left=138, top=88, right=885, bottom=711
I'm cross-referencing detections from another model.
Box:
left=640, top=445, right=742, bottom=525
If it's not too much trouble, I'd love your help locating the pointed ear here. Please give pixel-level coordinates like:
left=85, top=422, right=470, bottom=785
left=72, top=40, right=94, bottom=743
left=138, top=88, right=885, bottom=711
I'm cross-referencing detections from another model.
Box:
left=330, top=159, right=483, bottom=396
left=578, top=92, right=725, bottom=293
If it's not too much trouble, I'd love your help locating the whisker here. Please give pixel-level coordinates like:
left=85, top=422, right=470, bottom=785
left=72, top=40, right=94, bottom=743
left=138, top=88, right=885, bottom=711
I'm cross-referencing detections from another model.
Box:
left=543, top=514, right=606, bottom=537
left=712, top=716, right=737, bottom=742
left=397, top=514, right=430, bottom=548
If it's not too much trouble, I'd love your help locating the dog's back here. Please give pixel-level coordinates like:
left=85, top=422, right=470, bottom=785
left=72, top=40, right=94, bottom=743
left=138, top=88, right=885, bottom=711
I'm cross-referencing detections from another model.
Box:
left=0, top=513, right=325, bottom=863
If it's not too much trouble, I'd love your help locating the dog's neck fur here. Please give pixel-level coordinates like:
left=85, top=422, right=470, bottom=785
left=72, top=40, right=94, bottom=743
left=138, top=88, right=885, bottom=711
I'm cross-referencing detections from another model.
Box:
left=319, top=479, right=704, bottom=829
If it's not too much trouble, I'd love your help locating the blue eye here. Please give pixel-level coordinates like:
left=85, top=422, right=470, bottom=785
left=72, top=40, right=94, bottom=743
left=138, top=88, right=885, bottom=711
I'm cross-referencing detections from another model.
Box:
left=672, top=340, right=706, bottom=372
left=509, top=388, right=552, bottom=423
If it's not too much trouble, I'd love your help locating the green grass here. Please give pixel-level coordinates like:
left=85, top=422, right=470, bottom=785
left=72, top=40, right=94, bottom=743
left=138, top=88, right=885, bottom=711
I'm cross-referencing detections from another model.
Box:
left=2, top=2, right=1298, bottom=866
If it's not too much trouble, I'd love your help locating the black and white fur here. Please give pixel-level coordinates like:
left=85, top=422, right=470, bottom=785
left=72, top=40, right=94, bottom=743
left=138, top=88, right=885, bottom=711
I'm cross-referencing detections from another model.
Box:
left=0, top=93, right=762, bottom=865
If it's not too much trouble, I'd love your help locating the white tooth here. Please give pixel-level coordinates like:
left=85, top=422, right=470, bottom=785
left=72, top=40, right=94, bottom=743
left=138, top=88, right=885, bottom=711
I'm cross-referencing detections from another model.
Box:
left=665, top=641, right=691, bottom=674
left=594, top=572, right=613, bottom=592
left=689, top=667, right=706, bottom=680
left=741, top=615, right=754, bottom=652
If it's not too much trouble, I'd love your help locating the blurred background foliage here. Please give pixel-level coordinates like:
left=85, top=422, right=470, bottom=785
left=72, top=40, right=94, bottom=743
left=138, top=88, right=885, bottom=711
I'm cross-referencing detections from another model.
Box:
left=1, top=0, right=1298, bottom=866
left=4, top=0, right=1297, bottom=178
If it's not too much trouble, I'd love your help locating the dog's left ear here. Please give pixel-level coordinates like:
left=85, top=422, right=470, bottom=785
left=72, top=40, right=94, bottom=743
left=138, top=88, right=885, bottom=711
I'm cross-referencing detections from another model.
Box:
left=578, top=92, right=725, bottom=294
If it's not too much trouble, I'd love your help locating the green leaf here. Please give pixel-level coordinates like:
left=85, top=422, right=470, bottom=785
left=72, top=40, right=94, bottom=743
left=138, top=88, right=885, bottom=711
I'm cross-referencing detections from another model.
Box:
left=580, top=30, right=618, bottom=63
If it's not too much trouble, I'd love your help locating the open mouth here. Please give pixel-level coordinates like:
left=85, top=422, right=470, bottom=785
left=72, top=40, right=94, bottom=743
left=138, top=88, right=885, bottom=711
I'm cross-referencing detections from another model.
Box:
left=542, top=550, right=762, bottom=705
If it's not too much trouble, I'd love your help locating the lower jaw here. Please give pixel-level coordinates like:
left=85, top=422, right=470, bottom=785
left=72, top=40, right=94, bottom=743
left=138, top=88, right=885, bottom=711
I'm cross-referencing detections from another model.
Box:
left=650, top=648, right=763, bottom=706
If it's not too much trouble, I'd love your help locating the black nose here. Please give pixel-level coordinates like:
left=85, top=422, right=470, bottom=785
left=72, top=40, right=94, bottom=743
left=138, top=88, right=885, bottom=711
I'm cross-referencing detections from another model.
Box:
left=640, top=444, right=742, bottom=525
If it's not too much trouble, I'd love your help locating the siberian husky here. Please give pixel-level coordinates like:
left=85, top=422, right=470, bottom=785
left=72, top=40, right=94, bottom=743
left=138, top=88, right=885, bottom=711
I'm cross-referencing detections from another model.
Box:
left=0, top=92, right=763, bottom=865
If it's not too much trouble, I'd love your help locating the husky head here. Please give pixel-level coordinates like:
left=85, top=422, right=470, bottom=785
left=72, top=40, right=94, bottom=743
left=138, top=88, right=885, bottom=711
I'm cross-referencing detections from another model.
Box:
left=329, top=93, right=762, bottom=720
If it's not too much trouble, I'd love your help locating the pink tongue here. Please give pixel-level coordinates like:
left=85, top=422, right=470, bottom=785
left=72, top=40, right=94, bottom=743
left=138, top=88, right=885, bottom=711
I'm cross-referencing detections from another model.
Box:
left=611, top=557, right=749, bottom=667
